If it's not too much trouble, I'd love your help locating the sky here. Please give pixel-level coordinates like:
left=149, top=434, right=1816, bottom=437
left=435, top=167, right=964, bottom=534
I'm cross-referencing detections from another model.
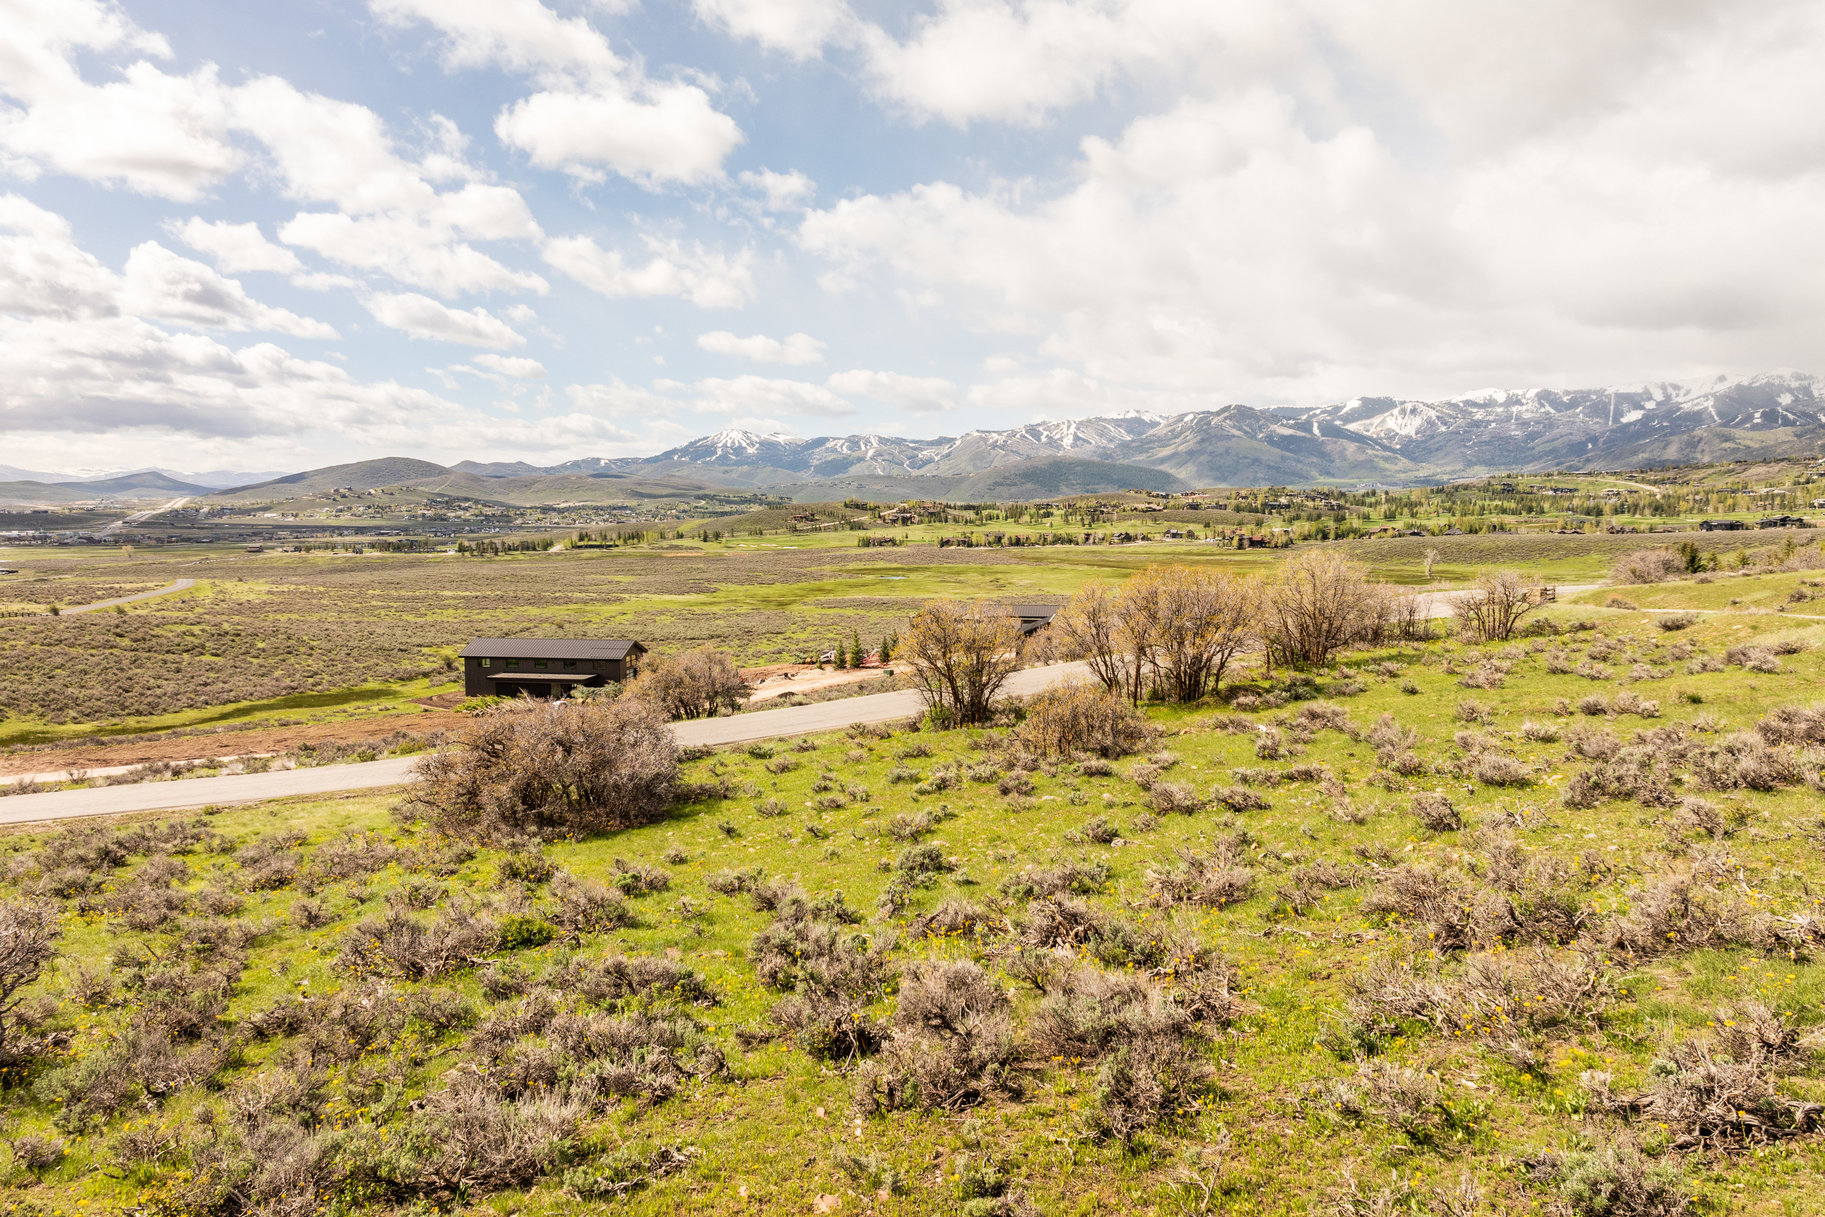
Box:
left=2, top=0, right=1824, bottom=475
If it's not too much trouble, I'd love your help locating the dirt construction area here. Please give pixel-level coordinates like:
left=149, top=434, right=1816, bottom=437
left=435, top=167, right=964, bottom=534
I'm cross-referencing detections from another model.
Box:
left=0, top=700, right=469, bottom=778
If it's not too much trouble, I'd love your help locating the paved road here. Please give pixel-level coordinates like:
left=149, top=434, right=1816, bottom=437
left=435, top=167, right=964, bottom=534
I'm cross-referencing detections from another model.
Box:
left=61, top=577, right=196, bottom=616
left=0, top=662, right=1094, bottom=825
left=100, top=495, right=189, bottom=538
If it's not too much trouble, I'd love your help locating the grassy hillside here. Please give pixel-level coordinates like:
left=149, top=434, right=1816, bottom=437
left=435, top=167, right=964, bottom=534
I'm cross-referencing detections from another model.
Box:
left=0, top=601, right=1822, bottom=1213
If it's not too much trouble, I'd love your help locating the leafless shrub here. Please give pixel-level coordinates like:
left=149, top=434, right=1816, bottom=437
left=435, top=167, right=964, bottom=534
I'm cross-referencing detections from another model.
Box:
left=629, top=646, right=749, bottom=719
left=1537, top=1143, right=1692, bottom=1217
left=0, top=899, right=61, bottom=1061
left=1412, top=793, right=1462, bottom=832
left=1455, top=699, right=1494, bottom=725
left=337, top=903, right=500, bottom=979
left=1471, top=753, right=1532, bottom=787
left=1212, top=785, right=1270, bottom=812
left=1148, top=781, right=1204, bottom=815
left=234, top=834, right=301, bottom=892
left=1347, top=947, right=1618, bottom=1040
left=1015, top=682, right=1156, bottom=758
left=1028, top=966, right=1215, bottom=1140
left=1602, top=876, right=1756, bottom=958
left=1726, top=644, right=1783, bottom=674
left=406, top=698, right=678, bottom=841
left=1756, top=703, right=1825, bottom=745
left=1612, top=548, right=1689, bottom=585
left=1656, top=613, right=1699, bottom=631
left=998, top=860, right=1112, bottom=900
left=1145, top=848, right=1255, bottom=909
left=550, top=872, right=633, bottom=934
left=854, top=960, right=1017, bottom=1114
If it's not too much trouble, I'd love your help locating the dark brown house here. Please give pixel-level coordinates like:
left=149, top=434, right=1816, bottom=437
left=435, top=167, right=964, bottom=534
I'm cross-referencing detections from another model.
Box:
left=459, top=638, right=645, bottom=699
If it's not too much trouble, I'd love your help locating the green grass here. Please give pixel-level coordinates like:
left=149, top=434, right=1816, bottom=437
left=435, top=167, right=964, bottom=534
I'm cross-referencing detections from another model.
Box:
left=0, top=606, right=1823, bottom=1212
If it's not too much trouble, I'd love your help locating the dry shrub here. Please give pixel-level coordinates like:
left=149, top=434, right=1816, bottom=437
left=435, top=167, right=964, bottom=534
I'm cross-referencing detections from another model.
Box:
left=1539, top=1144, right=1691, bottom=1217
left=906, top=899, right=1000, bottom=943
left=0, top=899, right=61, bottom=1060
left=1150, top=781, right=1204, bottom=815
left=407, top=699, right=677, bottom=841
left=1602, top=876, right=1754, bottom=958
left=998, top=860, right=1111, bottom=900
left=1412, top=793, right=1462, bottom=832
left=550, top=872, right=632, bottom=934
left=1213, top=785, right=1271, bottom=813
left=611, top=858, right=670, bottom=897
left=1756, top=704, right=1825, bottom=745
left=1028, top=966, right=1216, bottom=1140
left=1595, top=1006, right=1823, bottom=1150
left=1656, top=613, right=1699, bottom=631
left=1687, top=733, right=1805, bottom=792
left=854, top=961, right=1017, bottom=1114
left=629, top=646, right=748, bottom=719
left=1346, top=948, right=1618, bottom=1042
left=1612, top=548, right=1689, bottom=585
left=1470, top=752, right=1532, bottom=787
left=1726, top=644, right=1783, bottom=673
left=1145, top=848, right=1255, bottom=909
left=337, top=903, right=501, bottom=980
left=1015, top=682, right=1156, bottom=759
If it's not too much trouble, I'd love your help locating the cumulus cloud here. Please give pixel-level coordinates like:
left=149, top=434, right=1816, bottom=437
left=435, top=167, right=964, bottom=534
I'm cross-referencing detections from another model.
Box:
left=545, top=234, right=753, bottom=308
left=692, top=0, right=855, bottom=59
left=374, top=0, right=745, bottom=187
left=0, top=1, right=240, bottom=199
left=670, top=374, right=856, bottom=417
left=169, top=218, right=303, bottom=274
left=470, top=353, right=546, bottom=378
left=0, top=193, right=119, bottom=318
left=826, top=368, right=955, bottom=412
left=739, top=168, right=815, bottom=210
left=120, top=242, right=337, bottom=338
left=365, top=292, right=525, bottom=348
left=697, top=330, right=824, bottom=364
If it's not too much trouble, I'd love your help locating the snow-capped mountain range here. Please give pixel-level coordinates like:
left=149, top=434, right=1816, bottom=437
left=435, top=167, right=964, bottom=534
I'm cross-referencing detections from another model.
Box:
left=617, top=371, right=1824, bottom=488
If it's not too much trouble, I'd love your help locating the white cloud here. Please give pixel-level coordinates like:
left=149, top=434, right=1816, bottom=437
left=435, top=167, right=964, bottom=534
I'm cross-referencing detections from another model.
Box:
left=0, top=193, right=119, bottom=318
left=282, top=210, right=548, bottom=298
left=374, top=0, right=745, bottom=188
left=827, top=368, right=955, bottom=412
left=371, top=0, right=625, bottom=85
left=120, top=242, right=336, bottom=339
left=697, top=330, right=824, bottom=364
left=471, top=353, right=546, bottom=378
left=495, top=84, right=742, bottom=187
left=739, top=167, right=815, bottom=210
left=365, top=292, right=525, bottom=348
left=676, top=374, right=856, bottom=417
left=545, top=234, right=753, bottom=308
left=169, top=218, right=303, bottom=274
left=692, top=0, right=855, bottom=59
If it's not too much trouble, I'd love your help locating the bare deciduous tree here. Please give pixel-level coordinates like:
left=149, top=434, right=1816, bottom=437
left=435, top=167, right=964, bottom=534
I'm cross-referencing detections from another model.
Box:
left=1136, top=566, right=1261, bottom=702
left=1450, top=569, right=1539, bottom=643
left=902, top=599, right=1023, bottom=725
left=1263, top=549, right=1375, bottom=669
left=629, top=646, right=749, bottom=720
left=1052, top=582, right=1133, bottom=699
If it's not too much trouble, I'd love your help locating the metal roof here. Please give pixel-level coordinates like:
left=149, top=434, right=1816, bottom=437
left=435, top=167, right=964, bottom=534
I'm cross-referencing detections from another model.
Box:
left=459, top=638, right=643, bottom=660
left=1007, top=604, right=1061, bottom=620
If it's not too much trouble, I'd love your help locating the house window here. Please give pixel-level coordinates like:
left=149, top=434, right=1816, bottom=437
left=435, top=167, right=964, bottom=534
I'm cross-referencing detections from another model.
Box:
left=480, top=658, right=490, bottom=668
left=506, top=658, right=520, bottom=669
left=563, top=659, right=577, bottom=669
left=594, top=660, right=608, bottom=670
left=534, top=659, right=548, bottom=670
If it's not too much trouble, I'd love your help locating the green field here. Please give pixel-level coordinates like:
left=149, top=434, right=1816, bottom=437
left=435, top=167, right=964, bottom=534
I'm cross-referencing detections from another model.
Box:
left=0, top=598, right=1822, bottom=1212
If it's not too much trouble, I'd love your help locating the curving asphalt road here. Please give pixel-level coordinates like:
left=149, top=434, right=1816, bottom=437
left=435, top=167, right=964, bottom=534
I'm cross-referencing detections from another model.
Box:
left=0, top=662, right=1094, bottom=826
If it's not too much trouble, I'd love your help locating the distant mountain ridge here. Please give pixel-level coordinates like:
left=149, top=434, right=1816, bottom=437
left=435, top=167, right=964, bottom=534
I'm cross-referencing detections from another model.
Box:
left=618, top=371, right=1824, bottom=489
left=12, top=372, right=1818, bottom=510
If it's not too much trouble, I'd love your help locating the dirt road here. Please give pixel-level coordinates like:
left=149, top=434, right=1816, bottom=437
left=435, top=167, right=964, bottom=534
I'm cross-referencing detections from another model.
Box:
left=0, top=663, right=1093, bottom=825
